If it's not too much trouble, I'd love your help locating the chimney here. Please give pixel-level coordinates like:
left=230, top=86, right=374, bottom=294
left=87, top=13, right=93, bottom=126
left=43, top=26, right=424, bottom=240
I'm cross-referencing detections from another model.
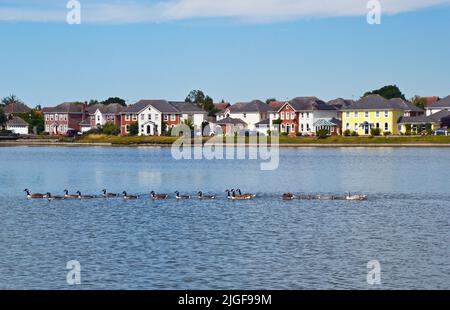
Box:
left=81, top=101, right=87, bottom=121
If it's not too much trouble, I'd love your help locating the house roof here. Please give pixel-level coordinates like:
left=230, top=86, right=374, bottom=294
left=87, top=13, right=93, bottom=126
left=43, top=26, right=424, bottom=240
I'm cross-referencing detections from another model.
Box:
left=267, top=101, right=286, bottom=112
left=42, top=102, right=85, bottom=114
left=214, top=103, right=231, bottom=112
left=430, top=95, right=450, bottom=108
left=327, top=98, right=355, bottom=109
left=229, top=100, right=270, bottom=113
left=399, top=110, right=450, bottom=124
left=79, top=118, right=92, bottom=126
left=285, top=97, right=336, bottom=112
left=6, top=116, right=28, bottom=127
left=4, top=102, right=32, bottom=115
left=255, top=118, right=270, bottom=126
left=124, top=100, right=181, bottom=114
left=216, top=117, right=247, bottom=125
left=313, top=118, right=339, bottom=127
left=342, top=95, right=422, bottom=111
left=169, top=101, right=207, bottom=114
left=89, top=103, right=126, bottom=115
left=426, top=110, right=450, bottom=123
left=425, top=96, right=440, bottom=107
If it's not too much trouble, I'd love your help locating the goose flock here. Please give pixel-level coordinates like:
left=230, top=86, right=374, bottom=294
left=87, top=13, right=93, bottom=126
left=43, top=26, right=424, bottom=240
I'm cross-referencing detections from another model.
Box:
left=24, top=189, right=368, bottom=201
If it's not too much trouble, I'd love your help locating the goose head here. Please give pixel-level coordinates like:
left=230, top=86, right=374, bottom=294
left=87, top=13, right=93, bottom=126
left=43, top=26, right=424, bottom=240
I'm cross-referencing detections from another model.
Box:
left=76, top=191, right=82, bottom=195
left=198, top=191, right=203, bottom=196
left=122, top=191, right=127, bottom=196
left=102, top=189, right=107, bottom=194
left=64, top=189, right=69, bottom=195
left=24, top=189, right=30, bottom=194
left=46, top=192, right=52, bottom=198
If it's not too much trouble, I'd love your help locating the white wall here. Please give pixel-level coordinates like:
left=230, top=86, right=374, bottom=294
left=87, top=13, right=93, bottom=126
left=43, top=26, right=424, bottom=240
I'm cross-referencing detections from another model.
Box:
left=138, top=106, right=162, bottom=136
left=426, top=108, right=449, bottom=116
left=7, top=125, right=29, bottom=135
left=228, top=112, right=262, bottom=131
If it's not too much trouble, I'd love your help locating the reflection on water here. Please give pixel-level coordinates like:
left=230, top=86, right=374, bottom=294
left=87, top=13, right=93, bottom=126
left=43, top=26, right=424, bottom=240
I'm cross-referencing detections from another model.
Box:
left=0, top=146, right=449, bottom=289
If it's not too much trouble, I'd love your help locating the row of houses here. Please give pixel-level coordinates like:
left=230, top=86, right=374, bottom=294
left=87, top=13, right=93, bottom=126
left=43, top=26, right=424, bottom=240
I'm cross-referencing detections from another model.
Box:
left=4, top=94, right=450, bottom=137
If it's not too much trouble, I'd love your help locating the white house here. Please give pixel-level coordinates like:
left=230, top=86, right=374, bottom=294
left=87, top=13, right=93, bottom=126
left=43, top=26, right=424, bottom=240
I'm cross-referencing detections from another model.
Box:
left=169, top=101, right=208, bottom=130
left=219, top=100, right=270, bottom=131
left=6, top=116, right=29, bottom=135
left=426, top=95, right=450, bottom=116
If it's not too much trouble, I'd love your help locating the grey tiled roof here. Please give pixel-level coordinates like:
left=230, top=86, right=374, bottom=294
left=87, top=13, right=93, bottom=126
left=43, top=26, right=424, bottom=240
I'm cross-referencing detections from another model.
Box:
left=229, top=100, right=270, bottom=113
left=169, top=101, right=207, bottom=114
left=89, top=103, right=125, bottom=115
left=327, top=98, right=355, bottom=109
left=430, top=95, right=450, bottom=108
left=42, top=102, right=85, bottom=114
left=216, top=117, right=247, bottom=125
left=287, top=97, right=336, bottom=111
left=79, top=118, right=92, bottom=126
left=426, top=110, right=450, bottom=122
left=4, top=102, right=32, bottom=114
left=399, top=110, right=450, bottom=124
left=255, top=118, right=270, bottom=126
left=342, top=95, right=423, bottom=111
left=6, top=116, right=28, bottom=127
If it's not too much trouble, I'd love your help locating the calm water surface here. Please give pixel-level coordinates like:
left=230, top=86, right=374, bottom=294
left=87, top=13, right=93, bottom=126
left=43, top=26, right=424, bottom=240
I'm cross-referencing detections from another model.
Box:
left=0, top=146, right=449, bottom=289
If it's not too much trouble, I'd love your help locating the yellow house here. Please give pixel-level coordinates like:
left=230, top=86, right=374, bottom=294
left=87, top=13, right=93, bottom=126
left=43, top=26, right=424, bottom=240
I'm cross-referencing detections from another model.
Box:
left=341, top=95, right=424, bottom=135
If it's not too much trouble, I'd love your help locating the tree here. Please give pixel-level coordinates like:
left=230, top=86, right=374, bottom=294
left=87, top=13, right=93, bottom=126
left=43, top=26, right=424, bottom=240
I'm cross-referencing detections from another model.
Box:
left=88, top=99, right=100, bottom=106
left=411, top=96, right=427, bottom=109
left=0, top=108, right=7, bottom=130
left=101, top=122, right=120, bottom=135
left=363, top=85, right=406, bottom=100
left=185, top=90, right=206, bottom=104
left=316, top=128, right=330, bottom=139
left=102, top=97, right=126, bottom=107
left=2, top=94, right=24, bottom=106
left=129, top=122, right=139, bottom=136
left=182, top=119, right=195, bottom=131
left=266, top=98, right=277, bottom=105
left=17, top=110, right=45, bottom=134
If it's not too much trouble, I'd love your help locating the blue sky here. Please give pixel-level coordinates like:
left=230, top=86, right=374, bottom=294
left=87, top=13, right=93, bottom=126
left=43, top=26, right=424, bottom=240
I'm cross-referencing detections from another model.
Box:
left=0, top=0, right=449, bottom=107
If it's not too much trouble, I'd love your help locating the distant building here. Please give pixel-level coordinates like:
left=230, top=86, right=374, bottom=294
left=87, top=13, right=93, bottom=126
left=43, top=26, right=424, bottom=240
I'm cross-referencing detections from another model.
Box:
left=42, top=102, right=88, bottom=135
left=218, top=100, right=270, bottom=131
left=3, top=102, right=32, bottom=116
left=425, top=95, right=450, bottom=116
left=6, top=116, right=29, bottom=135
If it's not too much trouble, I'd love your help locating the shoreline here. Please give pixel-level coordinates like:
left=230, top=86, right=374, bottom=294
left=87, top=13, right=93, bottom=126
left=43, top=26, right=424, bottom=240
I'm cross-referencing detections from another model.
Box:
left=3, top=140, right=450, bottom=148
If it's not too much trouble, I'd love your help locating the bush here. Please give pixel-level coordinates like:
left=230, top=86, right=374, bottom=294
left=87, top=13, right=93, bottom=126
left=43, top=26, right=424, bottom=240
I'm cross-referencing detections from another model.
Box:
left=280, top=132, right=289, bottom=136
left=128, top=122, right=139, bottom=136
left=343, top=129, right=351, bottom=136
left=370, top=128, right=381, bottom=136
left=316, top=128, right=329, bottom=139
left=383, top=131, right=391, bottom=136
left=101, top=123, right=120, bottom=136
left=351, top=131, right=359, bottom=136
left=296, top=132, right=302, bottom=137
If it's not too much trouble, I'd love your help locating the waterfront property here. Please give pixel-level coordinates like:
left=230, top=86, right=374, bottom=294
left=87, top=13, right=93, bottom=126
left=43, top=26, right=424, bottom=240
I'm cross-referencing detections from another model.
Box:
left=275, top=97, right=340, bottom=137
left=425, top=95, right=450, bottom=116
left=43, top=102, right=88, bottom=135
left=217, top=100, right=270, bottom=131
left=341, top=95, right=425, bottom=136
left=6, top=116, right=29, bottom=135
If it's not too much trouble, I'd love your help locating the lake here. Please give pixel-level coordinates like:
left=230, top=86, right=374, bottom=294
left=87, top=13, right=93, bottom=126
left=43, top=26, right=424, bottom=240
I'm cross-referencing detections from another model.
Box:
left=0, top=146, right=449, bottom=289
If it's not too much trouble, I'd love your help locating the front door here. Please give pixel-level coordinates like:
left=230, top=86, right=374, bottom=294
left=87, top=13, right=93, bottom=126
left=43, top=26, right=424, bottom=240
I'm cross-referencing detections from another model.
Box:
left=146, top=125, right=151, bottom=135
left=364, top=123, right=370, bottom=135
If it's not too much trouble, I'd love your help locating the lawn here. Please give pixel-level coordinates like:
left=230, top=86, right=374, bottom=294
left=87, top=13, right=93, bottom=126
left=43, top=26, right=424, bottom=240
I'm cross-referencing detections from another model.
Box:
left=75, top=134, right=450, bottom=145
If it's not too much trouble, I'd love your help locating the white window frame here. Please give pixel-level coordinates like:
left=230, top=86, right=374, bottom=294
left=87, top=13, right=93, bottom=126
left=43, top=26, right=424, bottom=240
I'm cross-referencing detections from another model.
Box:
left=280, top=112, right=284, bottom=120
left=171, top=114, right=176, bottom=121
left=125, top=115, right=130, bottom=121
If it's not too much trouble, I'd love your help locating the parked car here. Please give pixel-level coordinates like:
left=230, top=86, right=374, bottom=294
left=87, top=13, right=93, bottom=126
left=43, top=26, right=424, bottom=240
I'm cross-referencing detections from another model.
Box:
left=434, top=128, right=448, bottom=136
left=65, top=129, right=79, bottom=138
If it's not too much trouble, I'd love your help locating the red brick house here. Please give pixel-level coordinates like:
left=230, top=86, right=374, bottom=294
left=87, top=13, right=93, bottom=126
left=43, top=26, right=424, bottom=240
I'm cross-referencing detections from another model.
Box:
left=43, top=102, right=87, bottom=135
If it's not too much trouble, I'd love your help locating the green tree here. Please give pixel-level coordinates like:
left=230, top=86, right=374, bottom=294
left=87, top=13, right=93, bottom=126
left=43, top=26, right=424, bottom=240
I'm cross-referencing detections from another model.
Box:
left=88, top=99, right=100, bottom=106
left=316, top=128, right=330, bottom=139
left=129, top=122, right=139, bottom=136
left=411, top=96, right=427, bottom=109
left=364, top=85, right=406, bottom=100
left=17, top=110, right=45, bottom=134
left=0, top=108, right=7, bottom=130
left=266, top=98, right=277, bottom=105
left=101, top=122, right=120, bottom=135
left=182, top=119, right=195, bottom=131
left=102, top=97, right=127, bottom=107
left=2, top=94, right=24, bottom=106
left=185, top=90, right=206, bottom=104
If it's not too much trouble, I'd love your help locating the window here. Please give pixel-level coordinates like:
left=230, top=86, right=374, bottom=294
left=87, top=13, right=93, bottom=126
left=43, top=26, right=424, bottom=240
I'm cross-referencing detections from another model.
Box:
left=365, top=111, right=369, bottom=118
left=384, top=110, right=389, bottom=117
left=301, top=124, right=304, bottom=131
left=306, top=113, right=310, bottom=118
left=376, top=123, right=380, bottom=129
left=141, top=114, right=144, bottom=120
left=281, top=112, right=284, bottom=120
left=281, top=124, right=285, bottom=132
left=171, top=114, right=176, bottom=121
left=132, top=115, right=137, bottom=121
left=354, top=123, right=358, bottom=132
left=301, top=113, right=304, bottom=118
left=97, top=116, right=100, bottom=121
left=164, top=115, right=168, bottom=121
left=346, top=112, right=350, bottom=118
left=148, top=114, right=152, bottom=120
left=384, top=123, right=389, bottom=131
left=346, top=123, right=350, bottom=130
left=376, top=111, right=380, bottom=117
left=55, top=114, right=59, bottom=121
left=307, top=124, right=310, bottom=131
left=291, top=124, right=295, bottom=132
left=126, top=125, right=130, bottom=133
left=286, top=113, right=290, bottom=120
left=243, top=113, right=247, bottom=118
left=49, top=115, right=54, bottom=121
left=355, top=112, right=359, bottom=117
left=291, top=112, right=295, bottom=119
left=125, top=115, right=130, bottom=121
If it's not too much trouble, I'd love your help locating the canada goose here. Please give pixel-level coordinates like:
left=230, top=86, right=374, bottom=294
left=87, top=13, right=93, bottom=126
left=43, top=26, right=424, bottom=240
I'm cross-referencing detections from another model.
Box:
left=198, top=191, right=216, bottom=200
left=281, top=193, right=295, bottom=200
left=46, top=193, right=64, bottom=201
left=64, top=189, right=79, bottom=199
left=76, top=191, right=95, bottom=199
left=101, top=189, right=118, bottom=198
left=24, top=189, right=46, bottom=199
left=229, top=189, right=253, bottom=200
left=345, top=192, right=368, bottom=201
left=235, top=189, right=256, bottom=199
left=150, top=191, right=168, bottom=200
left=122, top=191, right=138, bottom=200
left=175, top=191, right=190, bottom=200
left=225, top=190, right=233, bottom=199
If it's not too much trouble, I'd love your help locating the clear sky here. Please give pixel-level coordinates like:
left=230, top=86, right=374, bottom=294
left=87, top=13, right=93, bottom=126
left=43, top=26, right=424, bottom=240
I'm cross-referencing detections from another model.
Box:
left=0, top=0, right=449, bottom=107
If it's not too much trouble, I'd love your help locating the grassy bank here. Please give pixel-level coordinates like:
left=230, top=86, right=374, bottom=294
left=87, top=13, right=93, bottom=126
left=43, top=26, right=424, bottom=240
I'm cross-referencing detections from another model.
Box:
left=74, top=134, right=450, bottom=145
